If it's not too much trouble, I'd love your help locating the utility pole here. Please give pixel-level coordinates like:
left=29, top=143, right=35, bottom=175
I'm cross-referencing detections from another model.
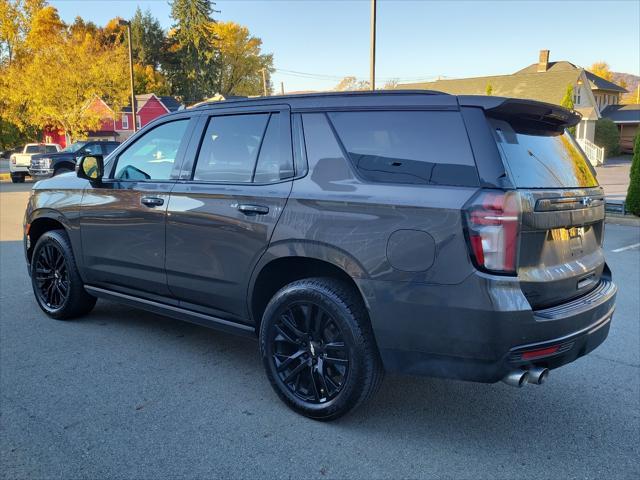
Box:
left=369, top=0, right=376, bottom=90
left=118, top=20, right=137, bottom=132
left=280, top=82, right=285, bottom=95
left=260, top=68, right=268, bottom=96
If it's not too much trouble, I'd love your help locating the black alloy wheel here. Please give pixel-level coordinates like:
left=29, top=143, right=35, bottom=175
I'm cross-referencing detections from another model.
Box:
left=34, top=242, right=69, bottom=310
left=30, top=230, right=96, bottom=319
left=270, top=301, right=350, bottom=404
left=260, top=278, right=384, bottom=420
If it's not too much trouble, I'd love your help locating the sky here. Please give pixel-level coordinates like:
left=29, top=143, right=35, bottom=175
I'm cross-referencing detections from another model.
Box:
left=50, top=0, right=640, bottom=93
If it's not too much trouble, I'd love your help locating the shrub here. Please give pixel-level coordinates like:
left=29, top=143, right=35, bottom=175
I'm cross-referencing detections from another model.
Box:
left=594, top=118, right=620, bottom=157
left=625, top=133, right=640, bottom=216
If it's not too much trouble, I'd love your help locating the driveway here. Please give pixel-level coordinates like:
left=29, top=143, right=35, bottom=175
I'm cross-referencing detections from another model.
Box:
left=595, top=155, right=632, bottom=202
left=1, top=187, right=639, bottom=479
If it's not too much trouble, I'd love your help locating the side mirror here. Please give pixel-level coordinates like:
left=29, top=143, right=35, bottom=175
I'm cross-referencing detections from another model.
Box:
left=77, top=154, right=104, bottom=182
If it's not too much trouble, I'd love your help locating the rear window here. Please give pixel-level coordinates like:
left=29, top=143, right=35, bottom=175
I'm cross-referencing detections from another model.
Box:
left=490, top=119, right=597, bottom=188
left=328, top=111, right=479, bottom=186
left=25, top=145, right=43, bottom=154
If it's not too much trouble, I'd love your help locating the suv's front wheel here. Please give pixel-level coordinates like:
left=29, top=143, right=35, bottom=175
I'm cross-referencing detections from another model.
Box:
left=30, top=230, right=96, bottom=319
left=259, top=277, right=383, bottom=420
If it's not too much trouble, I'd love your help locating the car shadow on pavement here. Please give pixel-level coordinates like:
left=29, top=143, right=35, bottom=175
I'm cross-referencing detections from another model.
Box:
left=81, top=298, right=620, bottom=454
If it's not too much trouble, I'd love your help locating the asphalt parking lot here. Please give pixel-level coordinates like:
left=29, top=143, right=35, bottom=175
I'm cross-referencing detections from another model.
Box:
left=1, top=182, right=639, bottom=479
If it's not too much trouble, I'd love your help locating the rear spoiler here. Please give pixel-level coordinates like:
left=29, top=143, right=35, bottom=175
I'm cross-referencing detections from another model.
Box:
left=458, top=96, right=581, bottom=135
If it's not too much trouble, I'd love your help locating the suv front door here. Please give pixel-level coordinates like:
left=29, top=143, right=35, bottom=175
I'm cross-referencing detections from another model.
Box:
left=166, top=106, right=294, bottom=322
left=80, top=116, right=197, bottom=300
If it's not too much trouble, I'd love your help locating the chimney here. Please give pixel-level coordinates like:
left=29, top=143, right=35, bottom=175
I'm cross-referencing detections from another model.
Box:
left=537, top=49, right=550, bottom=72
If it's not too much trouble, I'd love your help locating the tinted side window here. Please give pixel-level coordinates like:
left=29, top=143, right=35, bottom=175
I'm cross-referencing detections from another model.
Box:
left=253, top=114, right=294, bottom=183
left=83, top=144, right=102, bottom=155
left=194, top=114, right=269, bottom=183
left=104, top=143, right=119, bottom=155
left=328, top=111, right=479, bottom=186
left=114, top=119, right=188, bottom=181
left=45, top=145, right=59, bottom=153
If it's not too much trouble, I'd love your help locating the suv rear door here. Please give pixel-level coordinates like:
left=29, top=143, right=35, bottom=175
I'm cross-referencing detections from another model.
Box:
left=165, top=105, right=294, bottom=322
left=487, top=109, right=606, bottom=309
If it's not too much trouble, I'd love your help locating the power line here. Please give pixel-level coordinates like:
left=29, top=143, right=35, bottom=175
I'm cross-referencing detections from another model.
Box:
left=273, top=67, right=447, bottom=84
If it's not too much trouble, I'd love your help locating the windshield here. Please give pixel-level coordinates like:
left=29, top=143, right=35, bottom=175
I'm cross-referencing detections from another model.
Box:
left=61, top=141, right=87, bottom=153
left=491, top=119, right=597, bottom=188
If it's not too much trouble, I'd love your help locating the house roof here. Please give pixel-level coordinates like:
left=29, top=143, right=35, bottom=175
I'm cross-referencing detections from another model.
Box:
left=601, top=104, right=640, bottom=123
left=584, top=71, right=627, bottom=93
left=399, top=69, right=582, bottom=105
left=121, top=94, right=183, bottom=113
left=516, top=61, right=626, bottom=93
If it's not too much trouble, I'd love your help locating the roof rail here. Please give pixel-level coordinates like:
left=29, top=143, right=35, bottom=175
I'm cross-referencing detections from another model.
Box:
left=193, top=89, right=449, bottom=108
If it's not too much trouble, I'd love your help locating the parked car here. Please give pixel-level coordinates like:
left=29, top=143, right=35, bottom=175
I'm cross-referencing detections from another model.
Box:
left=23, top=92, right=616, bottom=420
left=29, top=140, right=120, bottom=179
left=10, top=143, right=61, bottom=182
left=1, top=147, right=20, bottom=159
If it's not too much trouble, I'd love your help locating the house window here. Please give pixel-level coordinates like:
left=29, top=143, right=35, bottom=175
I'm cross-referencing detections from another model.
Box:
left=122, top=114, right=129, bottom=130
left=136, top=116, right=141, bottom=130
left=573, top=86, right=581, bottom=105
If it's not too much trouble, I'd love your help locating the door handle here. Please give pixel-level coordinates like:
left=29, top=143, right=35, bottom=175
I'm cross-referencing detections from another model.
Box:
left=141, top=196, right=164, bottom=207
left=237, top=204, right=269, bottom=215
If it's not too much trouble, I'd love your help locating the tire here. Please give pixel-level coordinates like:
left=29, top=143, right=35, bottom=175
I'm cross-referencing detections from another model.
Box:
left=11, top=173, right=24, bottom=183
left=53, top=167, right=72, bottom=176
left=260, top=277, right=384, bottom=420
left=30, top=229, right=96, bottom=320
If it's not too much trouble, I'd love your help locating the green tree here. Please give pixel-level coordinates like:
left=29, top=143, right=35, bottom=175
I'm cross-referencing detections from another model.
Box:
left=130, top=7, right=164, bottom=68
left=211, top=21, right=273, bottom=96
left=165, top=0, right=217, bottom=102
left=594, top=118, right=620, bottom=158
left=485, top=83, right=493, bottom=96
left=626, top=133, right=640, bottom=216
left=561, top=84, right=576, bottom=136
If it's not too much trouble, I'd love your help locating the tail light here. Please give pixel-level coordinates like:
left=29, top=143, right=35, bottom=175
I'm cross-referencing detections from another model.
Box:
left=463, top=190, right=521, bottom=275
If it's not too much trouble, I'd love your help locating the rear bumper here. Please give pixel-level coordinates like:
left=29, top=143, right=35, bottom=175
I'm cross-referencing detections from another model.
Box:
left=358, top=272, right=616, bottom=383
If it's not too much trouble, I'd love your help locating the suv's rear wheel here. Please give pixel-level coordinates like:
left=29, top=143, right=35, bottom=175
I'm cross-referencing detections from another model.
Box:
left=259, top=277, right=383, bottom=420
left=31, top=230, right=96, bottom=319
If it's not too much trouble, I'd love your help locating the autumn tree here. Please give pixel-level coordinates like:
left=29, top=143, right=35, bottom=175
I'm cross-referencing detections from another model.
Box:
left=211, top=21, right=273, bottom=96
left=134, top=64, right=171, bottom=96
left=1, top=5, right=129, bottom=142
left=383, top=79, right=398, bottom=89
left=589, top=61, right=614, bottom=82
left=334, top=76, right=370, bottom=91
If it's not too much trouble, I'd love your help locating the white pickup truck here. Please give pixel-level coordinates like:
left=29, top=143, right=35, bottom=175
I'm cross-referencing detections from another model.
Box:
left=10, top=143, right=61, bottom=183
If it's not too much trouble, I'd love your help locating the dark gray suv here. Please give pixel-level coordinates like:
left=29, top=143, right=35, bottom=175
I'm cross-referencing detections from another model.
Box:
left=24, top=91, right=616, bottom=420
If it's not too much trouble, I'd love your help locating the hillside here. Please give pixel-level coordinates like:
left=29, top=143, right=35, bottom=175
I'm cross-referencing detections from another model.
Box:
left=612, top=72, right=639, bottom=103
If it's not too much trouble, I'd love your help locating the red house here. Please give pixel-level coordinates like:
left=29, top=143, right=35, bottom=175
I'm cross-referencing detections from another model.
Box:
left=43, top=94, right=183, bottom=146
left=115, top=94, right=183, bottom=140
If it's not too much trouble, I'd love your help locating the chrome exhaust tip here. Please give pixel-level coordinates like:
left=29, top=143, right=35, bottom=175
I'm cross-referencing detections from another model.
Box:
left=526, top=367, right=549, bottom=385
left=502, top=369, right=530, bottom=387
